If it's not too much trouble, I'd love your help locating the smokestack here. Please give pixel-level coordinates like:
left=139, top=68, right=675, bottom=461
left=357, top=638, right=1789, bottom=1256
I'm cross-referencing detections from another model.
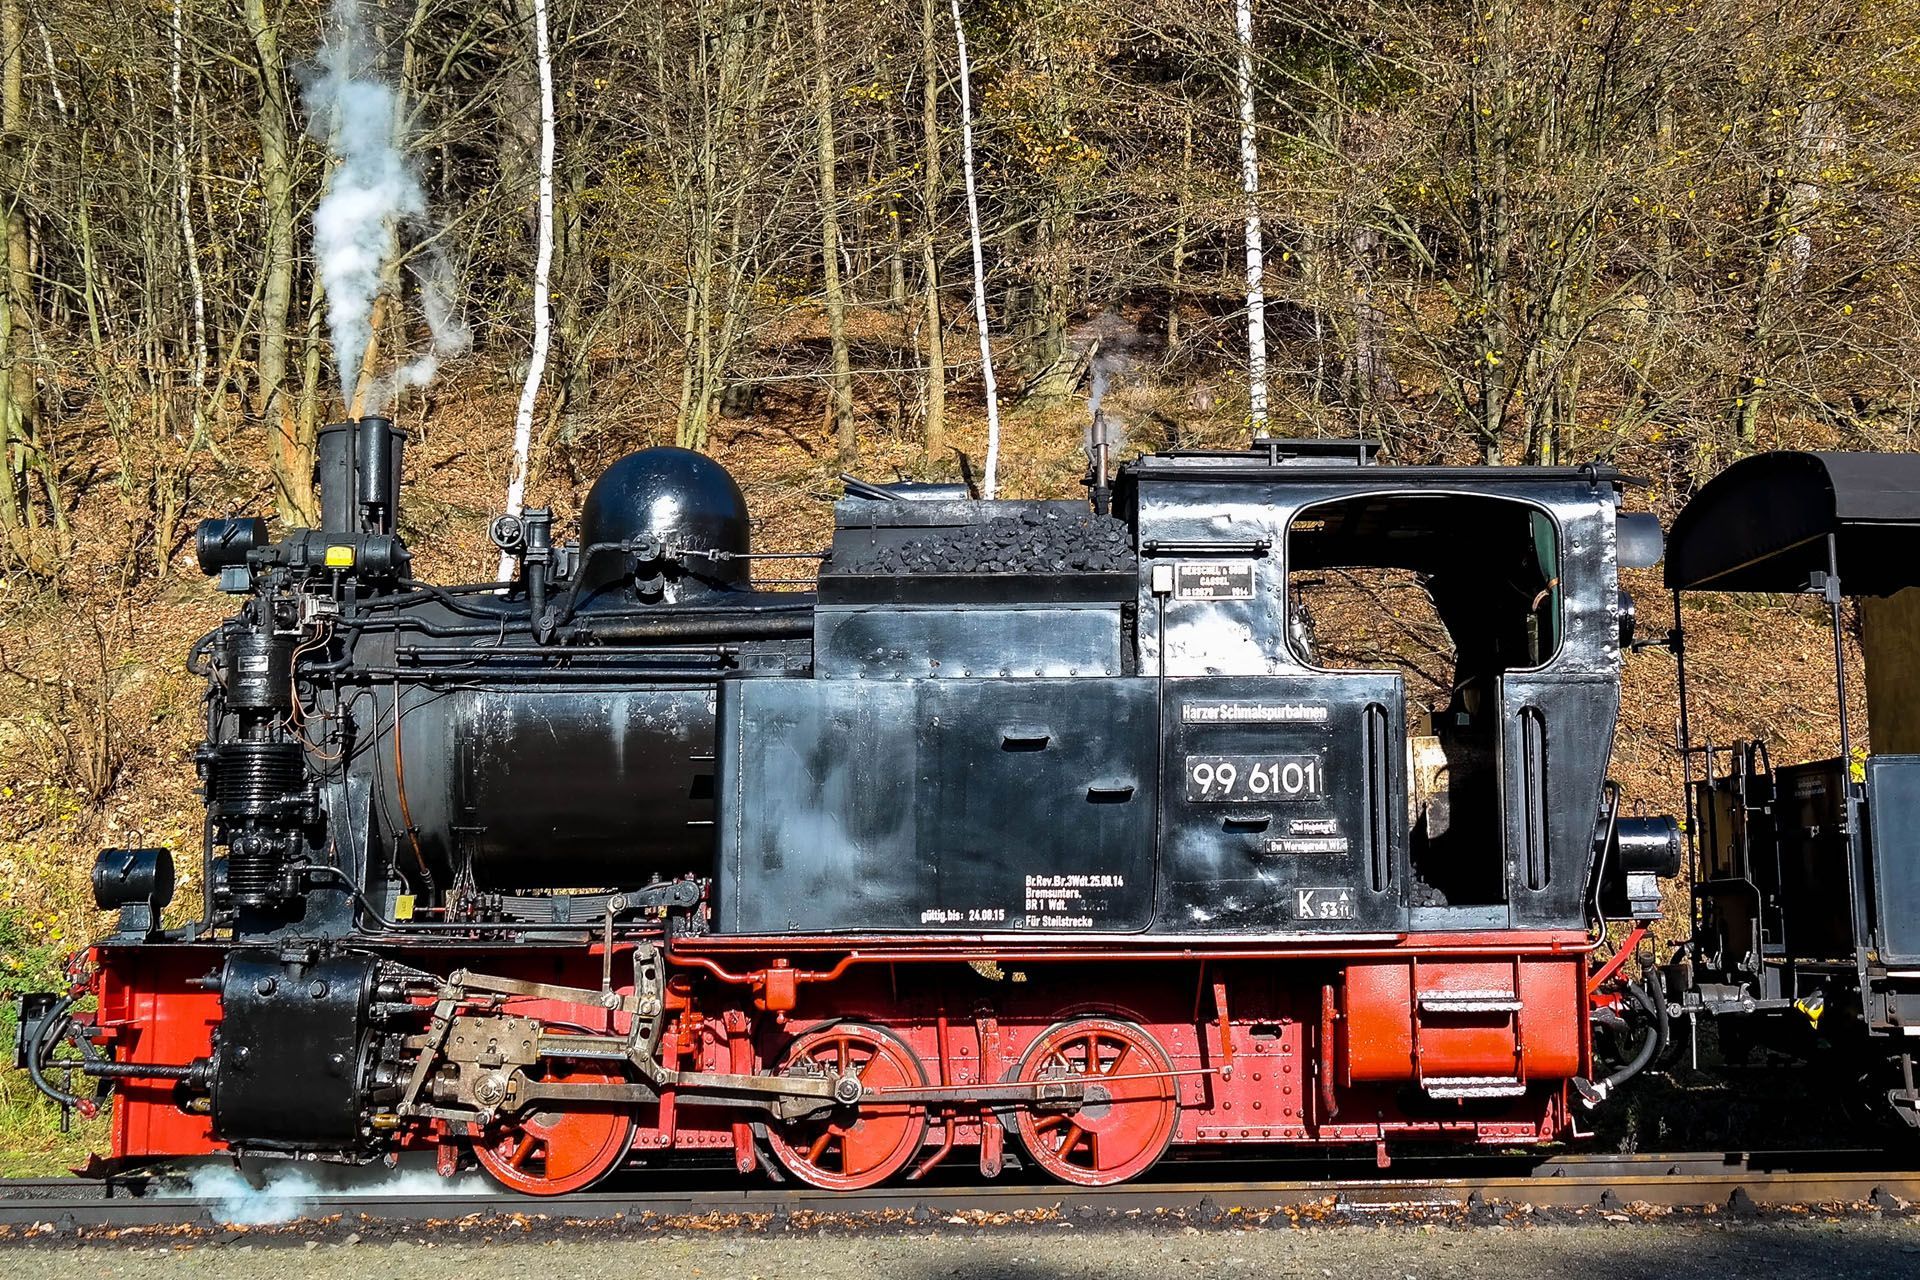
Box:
left=316, top=417, right=403, bottom=534
left=1088, top=409, right=1112, bottom=517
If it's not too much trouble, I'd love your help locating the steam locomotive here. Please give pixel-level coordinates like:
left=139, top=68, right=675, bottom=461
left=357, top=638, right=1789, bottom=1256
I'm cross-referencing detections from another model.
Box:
left=21, top=417, right=1916, bottom=1194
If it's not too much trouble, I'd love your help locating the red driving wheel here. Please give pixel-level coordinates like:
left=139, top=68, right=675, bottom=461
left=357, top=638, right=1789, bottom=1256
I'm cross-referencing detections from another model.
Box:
left=765, top=1022, right=929, bottom=1190
left=1012, top=1016, right=1178, bottom=1186
left=467, top=1065, right=637, bottom=1196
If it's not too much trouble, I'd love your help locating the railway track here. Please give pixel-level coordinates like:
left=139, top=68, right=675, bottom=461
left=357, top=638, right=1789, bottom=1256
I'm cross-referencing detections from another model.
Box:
left=0, top=1151, right=1913, bottom=1232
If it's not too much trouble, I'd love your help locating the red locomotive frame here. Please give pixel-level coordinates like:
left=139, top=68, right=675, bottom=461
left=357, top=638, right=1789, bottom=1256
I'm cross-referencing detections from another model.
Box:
left=87, top=928, right=1600, bottom=1193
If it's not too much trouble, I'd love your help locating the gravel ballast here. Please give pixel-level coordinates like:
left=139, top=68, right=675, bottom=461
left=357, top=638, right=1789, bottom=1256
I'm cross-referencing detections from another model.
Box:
left=8, top=1218, right=1920, bottom=1280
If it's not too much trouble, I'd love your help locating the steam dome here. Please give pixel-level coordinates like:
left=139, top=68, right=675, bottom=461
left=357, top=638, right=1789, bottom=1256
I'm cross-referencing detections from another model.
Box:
left=577, top=448, right=751, bottom=599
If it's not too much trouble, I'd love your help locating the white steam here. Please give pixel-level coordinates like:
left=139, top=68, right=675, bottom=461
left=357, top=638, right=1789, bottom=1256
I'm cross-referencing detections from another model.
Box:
left=396, top=243, right=470, bottom=393
left=1085, top=359, right=1131, bottom=464
left=1089, top=359, right=1111, bottom=419
left=305, top=0, right=469, bottom=410
left=163, top=1164, right=489, bottom=1227
left=1080, top=309, right=1141, bottom=458
left=172, top=1165, right=326, bottom=1226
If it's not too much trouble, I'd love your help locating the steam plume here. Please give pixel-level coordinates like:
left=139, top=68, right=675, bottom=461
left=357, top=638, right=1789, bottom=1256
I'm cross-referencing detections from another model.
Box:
left=1089, top=360, right=1111, bottom=419
left=165, top=1164, right=488, bottom=1226
left=305, top=0, right=469, bottom=408
left=1081, top=309, right=1137, bottom=458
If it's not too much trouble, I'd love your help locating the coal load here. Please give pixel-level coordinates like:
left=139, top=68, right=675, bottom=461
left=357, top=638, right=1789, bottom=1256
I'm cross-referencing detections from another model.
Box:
left=829, top=508, right=1137, bottom=576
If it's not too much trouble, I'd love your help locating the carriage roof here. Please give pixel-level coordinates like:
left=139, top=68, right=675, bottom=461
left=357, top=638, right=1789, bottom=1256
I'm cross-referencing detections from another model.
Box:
left=1666, top=450, right=1920, bottom=596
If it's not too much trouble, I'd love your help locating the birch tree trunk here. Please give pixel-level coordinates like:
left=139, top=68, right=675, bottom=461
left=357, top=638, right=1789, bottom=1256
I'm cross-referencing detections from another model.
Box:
left=498, top=0, right=554, bottom=582
left=170, top=0, right=207, bottom=445
left=1786, top=99, right=1838, bottom=291
left=150, top=0, right=209, bottom=574
left=1729, top=96, right=1843, bottom=447
left=950, top=0, right=1000, bottom=497
left=1234, top=0, right=1267, bottom=432
left=811, top=0, right=856, bottom=460
left=1348, top=223, right=1396, bottom=431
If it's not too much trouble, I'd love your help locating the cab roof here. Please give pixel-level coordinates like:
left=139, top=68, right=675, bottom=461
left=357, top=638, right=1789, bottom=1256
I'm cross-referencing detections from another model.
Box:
left=1121, top=438, right=1627, bottom=488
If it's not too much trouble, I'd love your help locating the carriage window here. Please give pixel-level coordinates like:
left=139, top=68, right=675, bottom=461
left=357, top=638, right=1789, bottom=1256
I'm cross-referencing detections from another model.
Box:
left=1289, top=493, right=1560, bottom=908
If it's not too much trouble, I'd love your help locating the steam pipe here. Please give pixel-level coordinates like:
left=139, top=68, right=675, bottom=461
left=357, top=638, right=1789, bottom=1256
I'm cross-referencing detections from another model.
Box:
left=563, top=613, right=812, bottom=643
left=82, top=1059, right=209, bottom=1083
left=1576, top=980, right=1664, bottom=1107
left=24, top=993, right=90, bottom=1109
left=1089, top=409, right=1112, bottom=516
left=359, top=667, right=750, bottom=685
left=333, top=599, right=812, bottom=640
left=332, top=616, right=533, bottom=638
left=395, top=644, right=735, bottom=662
left=525, top=510, right=552, bottom=622
left=554, top=541, right=643, bottom=629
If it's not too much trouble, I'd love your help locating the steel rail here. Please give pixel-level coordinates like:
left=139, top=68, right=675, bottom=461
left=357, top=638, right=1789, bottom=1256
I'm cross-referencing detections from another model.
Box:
left=0, top=1151, right=1912, bottom=1231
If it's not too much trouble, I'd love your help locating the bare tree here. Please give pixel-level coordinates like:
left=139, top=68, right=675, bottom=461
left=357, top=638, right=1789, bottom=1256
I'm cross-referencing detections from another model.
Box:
left=0, top=0, right=63, bottom=556
left=918, top=0, right=946, bottom=460
left=242, top=0, right=308, bottom=525
left=811, top=0, right=856, bottom=459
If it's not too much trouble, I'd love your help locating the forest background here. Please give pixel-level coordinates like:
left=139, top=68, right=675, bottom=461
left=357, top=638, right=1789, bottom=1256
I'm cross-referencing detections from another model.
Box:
left=0, top=0, right=1914, bottom=1167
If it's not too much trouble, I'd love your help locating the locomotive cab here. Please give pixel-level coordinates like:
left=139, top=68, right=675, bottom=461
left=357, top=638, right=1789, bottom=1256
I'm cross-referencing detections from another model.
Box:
left=1119, top=445, right=1640, bottom=940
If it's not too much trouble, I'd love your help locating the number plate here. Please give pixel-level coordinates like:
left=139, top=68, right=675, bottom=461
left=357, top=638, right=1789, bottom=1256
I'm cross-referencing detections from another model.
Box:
left=1295, top=888, right=1356, bottom=920
left=1184, top=754, right=1324, bottom=802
